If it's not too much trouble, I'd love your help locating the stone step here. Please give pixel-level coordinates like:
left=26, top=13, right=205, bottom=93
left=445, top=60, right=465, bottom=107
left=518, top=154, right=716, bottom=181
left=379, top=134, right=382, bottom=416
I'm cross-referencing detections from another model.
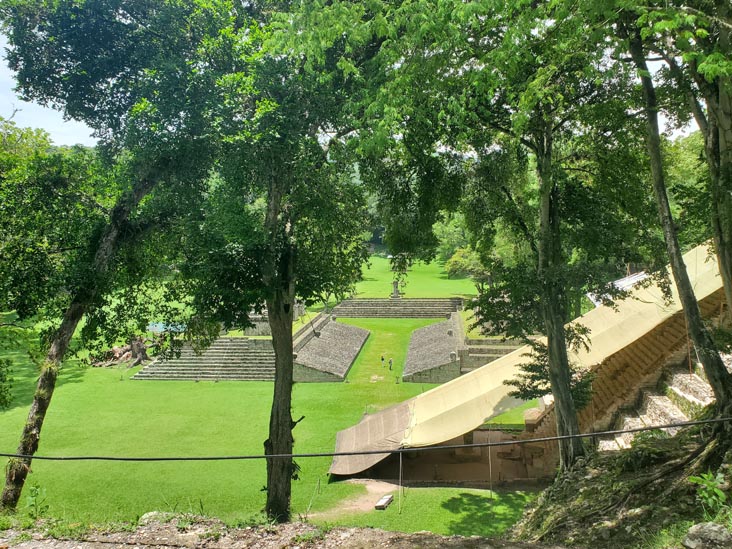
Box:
left=134, top=373, right=275, bottom=379
left=468, top=345, right=520, bottom=355
left=597, top=414, right=645, bottom=452
left=156, top=360, right=275, bottom=367
left=134, top=375, right=274, bottom=381
left=133, top=368, right=274, bottom=377
left=597, top=438, right=621, bottom=452
left=139, top=366, right=275, bottom=373
left=615, top=415, right=645, bottom=449
left=163, top=353, right=274, bottom=361
left=334, top=304, right=454, bottom=310
left=638, top=393, right=689, bottom=436
left=339, top=298, right=460, bottom=304
left=168, top=353, right=274, bottom=360
left=173, top=343, right=264, bottom=353
left=667, top=369, right=715, bottom=407
left=171, top=350, right=262, bottom=357
left=464, top=337, right=529, bottom=346
left=133, top=374, right=274, bottom=379
left=165, top=348, right=274, bottom=355
left=333, top=311, right=451, bottom=318
left=467, top=354, right=504, bottom=364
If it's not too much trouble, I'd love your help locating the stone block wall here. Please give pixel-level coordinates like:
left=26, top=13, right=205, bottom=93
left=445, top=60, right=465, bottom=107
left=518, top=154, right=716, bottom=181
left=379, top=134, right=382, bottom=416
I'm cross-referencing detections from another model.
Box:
left=243, top=320, right=270, bottom=336
left=293, top=363, right=343, bottom=382
left=404, top=361, right=462, bottom=384
left=403, top=313, right=463, bottom=383
left=294, top=319, right=369, bottom=382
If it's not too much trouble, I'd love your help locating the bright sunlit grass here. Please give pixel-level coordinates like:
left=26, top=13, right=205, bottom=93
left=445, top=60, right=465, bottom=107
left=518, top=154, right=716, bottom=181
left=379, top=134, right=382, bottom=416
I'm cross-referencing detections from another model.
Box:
left=355, top=256, right=476, bottom=298
left=0, top=319, right=441, bottom=523
left=0, top=266, right=536, bottom=530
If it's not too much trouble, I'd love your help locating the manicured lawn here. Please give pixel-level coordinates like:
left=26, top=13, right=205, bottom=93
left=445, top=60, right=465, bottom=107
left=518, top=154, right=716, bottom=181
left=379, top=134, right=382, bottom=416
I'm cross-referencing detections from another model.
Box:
left=0, top=319, right=441, bottom=523
left=320, top=487, right=536, bottom=537
left=356, top=256, right=476, bottom=298
left=0, top=274, right=536, bottom=531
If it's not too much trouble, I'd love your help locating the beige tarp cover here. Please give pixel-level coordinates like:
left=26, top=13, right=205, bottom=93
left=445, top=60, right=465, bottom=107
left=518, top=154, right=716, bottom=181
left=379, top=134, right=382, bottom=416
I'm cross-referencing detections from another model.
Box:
left=330, top=245, right=722, bottom=475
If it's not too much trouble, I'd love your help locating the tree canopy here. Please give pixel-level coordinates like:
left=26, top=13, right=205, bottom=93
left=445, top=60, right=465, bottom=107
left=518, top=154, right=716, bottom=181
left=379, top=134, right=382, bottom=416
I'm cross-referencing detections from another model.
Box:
left=2, top=0, right=732, bottom=521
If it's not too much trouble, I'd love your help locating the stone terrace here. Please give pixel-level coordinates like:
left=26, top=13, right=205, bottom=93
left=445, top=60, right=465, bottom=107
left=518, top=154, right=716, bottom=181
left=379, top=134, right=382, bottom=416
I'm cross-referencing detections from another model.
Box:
left=332, top=298, right=462, bottom=318
left=403, top=313, right=463, bottom=383
left=294, top=320, right=370, bottom=382
left=133, top=337, right=275, bottom=381
left=596, top=360, right=721, bottom=451
left=133, top=315, right=369, bottom=383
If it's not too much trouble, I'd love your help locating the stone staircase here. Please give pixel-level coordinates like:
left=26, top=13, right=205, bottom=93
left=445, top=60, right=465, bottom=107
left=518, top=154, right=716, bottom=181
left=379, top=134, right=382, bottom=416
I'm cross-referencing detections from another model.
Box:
left=460, top=337, right=524, bottom=374
left=332, top=298, right=462, bottom=318
left=132, top=337, right=276, bottom=381
left=597, top=364, right=716, bottom=451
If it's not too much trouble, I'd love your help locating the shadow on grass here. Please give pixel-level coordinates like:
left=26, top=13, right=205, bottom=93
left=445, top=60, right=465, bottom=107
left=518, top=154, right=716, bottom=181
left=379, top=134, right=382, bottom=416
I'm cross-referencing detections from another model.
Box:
left=441, top=490, right=533, bottom=537
left=4, top=356, right=88, bottom=414
left=437, top=273, right=470, bottom=281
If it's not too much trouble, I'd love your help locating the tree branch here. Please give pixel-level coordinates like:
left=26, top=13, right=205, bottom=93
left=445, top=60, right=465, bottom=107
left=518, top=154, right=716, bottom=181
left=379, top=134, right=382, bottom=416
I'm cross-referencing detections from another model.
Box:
left=662, top=52, right=709, bottom=136
left=486, top=120, right=536, bottom=152
left=0, top=322, right=32, bottom=330
left=500, top=185, right=538, bottom=256
left=644, top=6, right=732, bottom=31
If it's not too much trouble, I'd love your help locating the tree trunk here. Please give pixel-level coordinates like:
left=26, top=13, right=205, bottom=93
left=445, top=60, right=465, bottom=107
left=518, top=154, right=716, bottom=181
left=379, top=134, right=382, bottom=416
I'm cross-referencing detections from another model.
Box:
left=129, top=336, right=150, bottom=367
left=1, top=176, right=157, bottom=511
left=710, top=4, right=732, bottom=317
left=628, top=29, right=732, bottom=408
left=678, top=4, right=732, bottom=317
left=704, top=115, right=732, bottom=316
left=535, top=123, right=585, bottom=471
left=264, top=284, right=295, bottom=522
left=261, top=169, right=298, bottom=522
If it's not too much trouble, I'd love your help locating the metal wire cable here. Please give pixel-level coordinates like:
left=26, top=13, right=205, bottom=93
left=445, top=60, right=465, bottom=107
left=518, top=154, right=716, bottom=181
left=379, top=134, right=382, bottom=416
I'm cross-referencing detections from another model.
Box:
left=0, top=417, right=729, bottom=463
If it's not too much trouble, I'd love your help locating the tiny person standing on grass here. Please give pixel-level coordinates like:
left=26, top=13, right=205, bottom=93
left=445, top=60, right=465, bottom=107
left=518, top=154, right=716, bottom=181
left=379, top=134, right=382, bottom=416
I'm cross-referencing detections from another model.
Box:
left=389, top=357, right=393, bottom=370
left=381, top=354, right=385, bottom=368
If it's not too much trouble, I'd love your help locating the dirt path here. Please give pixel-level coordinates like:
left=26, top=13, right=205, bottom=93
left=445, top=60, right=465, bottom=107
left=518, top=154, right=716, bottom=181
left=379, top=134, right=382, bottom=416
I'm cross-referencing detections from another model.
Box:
left=307, top=479, right=401, bottom=520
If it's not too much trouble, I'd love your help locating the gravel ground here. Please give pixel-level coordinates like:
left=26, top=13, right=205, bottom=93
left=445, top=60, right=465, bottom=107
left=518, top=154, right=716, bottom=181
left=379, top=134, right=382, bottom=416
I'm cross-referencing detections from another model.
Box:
left=0, top=514, right=564, bottom=549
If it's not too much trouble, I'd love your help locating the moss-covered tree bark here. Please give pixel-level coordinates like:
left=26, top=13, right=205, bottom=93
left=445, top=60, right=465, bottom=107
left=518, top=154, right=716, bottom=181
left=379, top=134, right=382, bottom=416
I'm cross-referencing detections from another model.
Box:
left=628, top=27, right=732, bottom=410
left=1, top=177, right=157, bottom=510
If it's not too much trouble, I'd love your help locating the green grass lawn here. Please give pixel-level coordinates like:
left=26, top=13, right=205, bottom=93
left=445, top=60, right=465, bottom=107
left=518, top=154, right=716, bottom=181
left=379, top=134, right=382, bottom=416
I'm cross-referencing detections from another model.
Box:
left=484, top=399, right=538, bottom=427
left=355, top=256, right=476, bottom=298
left=0, top=263, right=535, bottom=533
left=319, top=487, right=535, bottom=537
left=0, top=319, right=445, bottom=524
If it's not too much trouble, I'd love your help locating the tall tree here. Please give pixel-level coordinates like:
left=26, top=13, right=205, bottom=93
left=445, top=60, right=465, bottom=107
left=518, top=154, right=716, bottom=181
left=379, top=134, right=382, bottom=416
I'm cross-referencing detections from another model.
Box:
left=0, top=0, right=226, bottom=508
left=284, top=0, right=669, bottom=470
left=652, top=1, right=732, bottom=313
left=176, top=18, right=370, bottom=520
left=620, top=14, right=732, bottom=415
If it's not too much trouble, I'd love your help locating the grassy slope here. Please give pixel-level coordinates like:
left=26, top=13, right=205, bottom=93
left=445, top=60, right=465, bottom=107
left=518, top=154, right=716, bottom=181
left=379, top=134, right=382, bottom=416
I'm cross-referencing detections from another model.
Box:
left=355, top=256, right=476, bottom=298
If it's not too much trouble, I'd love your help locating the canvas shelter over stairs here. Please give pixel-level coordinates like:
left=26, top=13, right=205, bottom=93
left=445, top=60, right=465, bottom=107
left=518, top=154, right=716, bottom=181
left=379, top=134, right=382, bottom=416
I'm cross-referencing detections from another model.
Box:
left=330, top=244, right=725, bottom=478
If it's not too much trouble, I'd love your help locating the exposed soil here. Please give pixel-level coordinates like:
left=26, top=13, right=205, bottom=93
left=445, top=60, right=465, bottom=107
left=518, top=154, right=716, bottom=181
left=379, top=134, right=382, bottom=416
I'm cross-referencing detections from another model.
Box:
left=0, top=514, right=565, bottom=548
left=308, top=479, right=400, bottom=519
